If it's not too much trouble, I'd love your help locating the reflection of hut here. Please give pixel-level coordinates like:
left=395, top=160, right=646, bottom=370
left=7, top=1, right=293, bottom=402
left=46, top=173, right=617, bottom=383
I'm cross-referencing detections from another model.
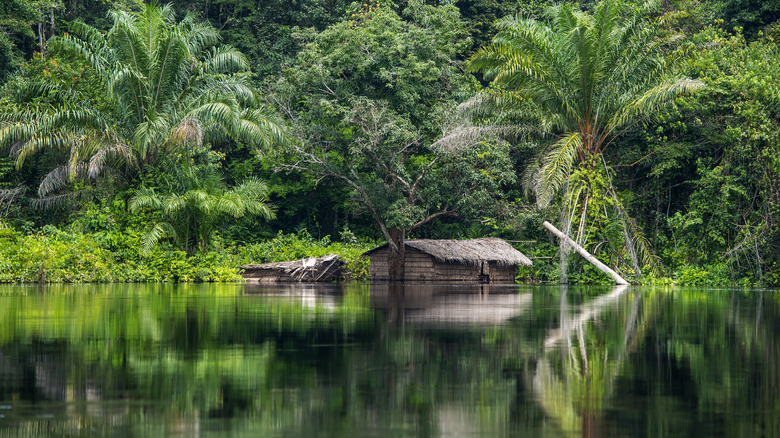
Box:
left=370, top=284, right=532, bottom=325
left=362, top=238, right=532, bottom=283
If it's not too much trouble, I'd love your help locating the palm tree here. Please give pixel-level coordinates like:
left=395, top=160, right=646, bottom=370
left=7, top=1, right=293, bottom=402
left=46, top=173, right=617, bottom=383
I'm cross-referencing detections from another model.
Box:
left=464, top=0, right=702, bottom=275
left=129, top=174, right=275, bottom=255
left=0, top=3, right=285, bottom=203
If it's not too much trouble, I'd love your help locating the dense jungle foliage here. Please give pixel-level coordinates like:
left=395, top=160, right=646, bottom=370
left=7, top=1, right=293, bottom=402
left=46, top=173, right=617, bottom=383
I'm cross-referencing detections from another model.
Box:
left=1, top=0, right=779, bottom=285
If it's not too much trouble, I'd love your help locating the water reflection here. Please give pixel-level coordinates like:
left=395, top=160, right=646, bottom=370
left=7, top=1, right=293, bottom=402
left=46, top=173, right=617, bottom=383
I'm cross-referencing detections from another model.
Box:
left=0, top=284, right=777, bottom=437
left=534, top=286, right=633, bottom=436
left=370, top=284, right=532, bottom=325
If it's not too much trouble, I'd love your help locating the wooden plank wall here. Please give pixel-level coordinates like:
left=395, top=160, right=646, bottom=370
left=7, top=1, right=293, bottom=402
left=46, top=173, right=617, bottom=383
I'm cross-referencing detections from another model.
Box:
left=433, top=261, right=480, bottom=282
left=403, top=248, right=436, bottom=281
left=489, top=263, right=518, bottom=283
left=369, top=249, right=389, bottom=280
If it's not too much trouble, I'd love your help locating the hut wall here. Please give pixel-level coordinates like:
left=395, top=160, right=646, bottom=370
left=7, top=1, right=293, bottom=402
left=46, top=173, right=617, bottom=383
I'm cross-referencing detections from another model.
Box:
left=432, top=261, right=481, bottom=282
left=488, top=263, right=518, bottom=283
left=369, top=247, right=436, bottom=281
left=368, top=248, right=390, bottom=281
left=431, top=261, right=515, bottom=283
left=402, top=248, right=436, bottom=281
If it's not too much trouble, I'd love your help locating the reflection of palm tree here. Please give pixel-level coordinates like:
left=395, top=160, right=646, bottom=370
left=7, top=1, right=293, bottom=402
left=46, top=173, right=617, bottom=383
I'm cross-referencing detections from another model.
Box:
left=534, top=287, right=780, bottom=438
left=534, top=286, right=640, bottom=436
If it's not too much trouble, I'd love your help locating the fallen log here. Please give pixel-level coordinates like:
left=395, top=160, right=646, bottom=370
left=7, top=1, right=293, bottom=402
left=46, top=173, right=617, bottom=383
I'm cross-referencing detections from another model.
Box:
left=240, top=254, right=345, bottom=283
left=542, top=221, right=630, bottom=285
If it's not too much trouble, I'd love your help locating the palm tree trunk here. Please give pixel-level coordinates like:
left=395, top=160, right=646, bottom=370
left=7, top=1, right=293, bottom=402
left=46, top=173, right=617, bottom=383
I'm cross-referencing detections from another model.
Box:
left=543, top=221, right=630, bottom=285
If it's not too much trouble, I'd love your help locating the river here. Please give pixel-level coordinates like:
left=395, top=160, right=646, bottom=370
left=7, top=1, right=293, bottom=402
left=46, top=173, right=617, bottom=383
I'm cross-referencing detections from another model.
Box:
left=0, top=283, right=777, bottom=437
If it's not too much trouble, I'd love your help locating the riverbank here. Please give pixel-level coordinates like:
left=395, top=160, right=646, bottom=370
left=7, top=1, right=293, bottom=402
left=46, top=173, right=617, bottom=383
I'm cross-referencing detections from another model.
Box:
left=0, top=226, right=373, bottom=283
left=0, top=223, right=763, bottom=286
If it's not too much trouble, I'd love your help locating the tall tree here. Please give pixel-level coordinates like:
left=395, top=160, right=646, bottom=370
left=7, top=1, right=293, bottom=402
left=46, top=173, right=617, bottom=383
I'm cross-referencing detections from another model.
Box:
left=0, top=3, right=286, bottom=205
left=463, top=0, right=702, bottom=278
left=271, top=0, right=516, bottom=280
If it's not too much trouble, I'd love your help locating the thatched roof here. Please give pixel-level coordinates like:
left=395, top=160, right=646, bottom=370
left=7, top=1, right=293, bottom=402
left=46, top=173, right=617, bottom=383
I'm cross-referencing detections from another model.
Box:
left=363, top=238, right=532, bottom=267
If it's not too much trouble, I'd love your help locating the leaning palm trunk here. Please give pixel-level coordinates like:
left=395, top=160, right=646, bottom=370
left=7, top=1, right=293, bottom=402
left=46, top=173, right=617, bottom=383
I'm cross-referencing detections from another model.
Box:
left=543, top=221, right=630, bottom=285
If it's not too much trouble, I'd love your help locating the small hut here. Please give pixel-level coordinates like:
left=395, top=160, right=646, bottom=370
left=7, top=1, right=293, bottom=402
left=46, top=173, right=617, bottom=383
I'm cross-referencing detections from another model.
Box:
left=240, top=254, right=345, bottom=283
left=363, top=238, right=532, bottom=283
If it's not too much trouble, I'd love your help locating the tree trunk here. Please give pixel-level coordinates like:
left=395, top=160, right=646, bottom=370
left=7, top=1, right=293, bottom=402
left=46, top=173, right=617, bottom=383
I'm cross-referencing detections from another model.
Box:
left=543, top=221, right=630, bottom=285
left=38, top=19, right=45, bottom=58
left=387, top=227, right=406, bottom=282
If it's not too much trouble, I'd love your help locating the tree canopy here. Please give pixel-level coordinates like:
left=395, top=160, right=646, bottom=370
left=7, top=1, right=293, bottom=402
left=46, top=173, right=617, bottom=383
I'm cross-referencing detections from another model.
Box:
left=467, top=0, right=702, bottom=207
left=270, top=0, right=517, bottom=279
left=0, top=3, right=286, bottom=205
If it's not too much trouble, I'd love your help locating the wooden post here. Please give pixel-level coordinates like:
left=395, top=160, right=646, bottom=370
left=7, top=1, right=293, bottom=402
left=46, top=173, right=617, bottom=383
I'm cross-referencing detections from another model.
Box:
left=542, top=221, right=630, bottom=285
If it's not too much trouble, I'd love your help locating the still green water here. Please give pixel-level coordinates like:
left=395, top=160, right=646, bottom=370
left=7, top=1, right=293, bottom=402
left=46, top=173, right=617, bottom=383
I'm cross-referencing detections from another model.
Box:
left=0, top=283, right=777, bottom=437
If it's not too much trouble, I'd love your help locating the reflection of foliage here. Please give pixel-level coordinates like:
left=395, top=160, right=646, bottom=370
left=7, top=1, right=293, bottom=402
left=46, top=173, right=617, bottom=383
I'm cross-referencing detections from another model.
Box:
left=534, top=287, right=780, bottom=437
left=0, top=284, right=377, bottom=421
left=0, top=285, right=778, bottom=436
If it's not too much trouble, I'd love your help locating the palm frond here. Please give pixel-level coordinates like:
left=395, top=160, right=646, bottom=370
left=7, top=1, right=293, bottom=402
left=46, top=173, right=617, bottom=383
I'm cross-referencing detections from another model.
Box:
left=128, top=188, right=163, bottom=212
left=88, top=142, right=136, bottom=179
left=133, top=115, right=171, bottom=160
left=527, top=132, right=582, bottom=208
left=201, top=46, right=250, bottom=75
left=30, top=188, right=92, bottom=210
left=150, top=28, right=190, bottom=111
left=12, top=132, right=74, bottom=170
left=50, top=27, right=111, bottom=75
left=164, top=192, right=188, bottom=215
left=607, top=78, right=704, bottom=132
left=141, top=221, right=177, bottom=254
left=168, top=117, right=203, bottom=149
left=0, top=186, right=25, bottom=218
left=37, top=163, right=88, bottom=197
left=235, top=107, right=288, bottom=150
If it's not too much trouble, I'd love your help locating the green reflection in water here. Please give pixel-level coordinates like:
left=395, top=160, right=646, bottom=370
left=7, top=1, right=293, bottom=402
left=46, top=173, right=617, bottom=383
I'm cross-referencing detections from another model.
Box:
left=0, top=284, right=778, bottom=437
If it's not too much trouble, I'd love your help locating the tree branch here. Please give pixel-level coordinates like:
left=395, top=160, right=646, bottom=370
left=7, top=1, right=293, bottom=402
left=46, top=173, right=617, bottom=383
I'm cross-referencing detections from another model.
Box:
left=410, top=209, right=459, bottom=231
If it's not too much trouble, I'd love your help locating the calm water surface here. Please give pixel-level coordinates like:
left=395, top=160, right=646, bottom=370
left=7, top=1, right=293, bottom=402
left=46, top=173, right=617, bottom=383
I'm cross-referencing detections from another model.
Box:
left=0, top=283, right=777, bottom=437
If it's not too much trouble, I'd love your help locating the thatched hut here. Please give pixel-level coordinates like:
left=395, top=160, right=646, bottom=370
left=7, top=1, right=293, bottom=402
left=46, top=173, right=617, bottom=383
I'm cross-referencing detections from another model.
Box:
left=363, top=238, right=532, bottom=283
